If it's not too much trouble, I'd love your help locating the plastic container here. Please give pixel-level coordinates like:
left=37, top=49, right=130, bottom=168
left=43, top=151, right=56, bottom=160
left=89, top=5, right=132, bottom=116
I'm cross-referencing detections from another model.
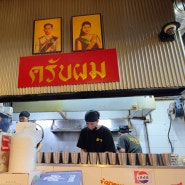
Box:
left=8, top=122, right=43, bottom=173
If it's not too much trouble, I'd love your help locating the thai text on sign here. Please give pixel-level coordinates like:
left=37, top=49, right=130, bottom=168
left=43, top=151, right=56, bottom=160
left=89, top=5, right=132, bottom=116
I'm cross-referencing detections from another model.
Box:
left=18, top=48, right=119, bottom=88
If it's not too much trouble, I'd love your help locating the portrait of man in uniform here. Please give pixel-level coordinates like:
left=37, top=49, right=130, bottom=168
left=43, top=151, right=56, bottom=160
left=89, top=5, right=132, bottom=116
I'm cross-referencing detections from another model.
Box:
left=33, top=17, right=62, bottom=54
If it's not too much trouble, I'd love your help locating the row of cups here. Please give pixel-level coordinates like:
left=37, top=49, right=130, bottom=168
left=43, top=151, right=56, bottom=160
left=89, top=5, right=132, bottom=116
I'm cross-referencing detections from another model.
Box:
left=37, top=152, right=171, bottom=166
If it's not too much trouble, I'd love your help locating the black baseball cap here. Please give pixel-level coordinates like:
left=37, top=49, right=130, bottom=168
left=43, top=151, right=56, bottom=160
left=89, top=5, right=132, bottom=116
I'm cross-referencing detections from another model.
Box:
left=85, top=110, right=100, bottom=122
left=119, top=125, right=131, bottom=133
left=19, top=111, right=30, bottom=118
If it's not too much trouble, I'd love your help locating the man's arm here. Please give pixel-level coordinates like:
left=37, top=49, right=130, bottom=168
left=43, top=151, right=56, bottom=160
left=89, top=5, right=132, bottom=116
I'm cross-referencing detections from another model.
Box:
left=117, top=135, right=127, bottom=153
left=77, top=128, right=87, bottom=151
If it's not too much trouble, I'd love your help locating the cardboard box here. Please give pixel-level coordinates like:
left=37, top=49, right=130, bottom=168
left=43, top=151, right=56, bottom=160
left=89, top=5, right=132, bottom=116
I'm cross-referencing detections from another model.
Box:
left=0, top=171, right=42, bottom=185
left=34, top=171, right=83, bottom=185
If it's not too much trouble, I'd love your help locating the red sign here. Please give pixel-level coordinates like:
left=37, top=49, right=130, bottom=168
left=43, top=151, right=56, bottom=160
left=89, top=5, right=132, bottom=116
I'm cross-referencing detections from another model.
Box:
left=18, top=48, right=119, bottom=88
left=1, top=135, right=10, bottom=152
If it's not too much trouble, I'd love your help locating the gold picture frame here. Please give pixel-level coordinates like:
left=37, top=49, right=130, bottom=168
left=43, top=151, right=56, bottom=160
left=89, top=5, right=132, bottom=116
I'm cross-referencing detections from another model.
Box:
left=72, top=13, right=104, bottom=52
left=33, top=17, right=62, bottom=54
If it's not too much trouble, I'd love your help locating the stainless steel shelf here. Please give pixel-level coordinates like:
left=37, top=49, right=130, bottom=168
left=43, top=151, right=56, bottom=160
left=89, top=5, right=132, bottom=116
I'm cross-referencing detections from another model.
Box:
left=51, top=129, right=81, bottom=132
left=51, top=129, right=119, bottom=133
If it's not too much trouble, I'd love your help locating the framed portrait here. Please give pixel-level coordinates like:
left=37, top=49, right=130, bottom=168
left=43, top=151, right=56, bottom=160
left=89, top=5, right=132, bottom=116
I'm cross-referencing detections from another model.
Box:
left=72, top=13, right=104, bottom=52
left=33, top=17, right=62, bottom=54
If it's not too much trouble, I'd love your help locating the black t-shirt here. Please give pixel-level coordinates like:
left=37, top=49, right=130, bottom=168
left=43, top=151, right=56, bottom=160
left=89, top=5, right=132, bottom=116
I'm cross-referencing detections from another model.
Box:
left=77, top=125, right=116, bottom=153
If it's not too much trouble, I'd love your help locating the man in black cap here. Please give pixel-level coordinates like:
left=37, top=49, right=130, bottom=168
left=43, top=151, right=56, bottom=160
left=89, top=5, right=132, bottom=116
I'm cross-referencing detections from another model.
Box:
left=77, top=110, right=116, bottom=153
left=117, top=125, right=142, bottom=153
left=19, top=111, right=30, bottom=122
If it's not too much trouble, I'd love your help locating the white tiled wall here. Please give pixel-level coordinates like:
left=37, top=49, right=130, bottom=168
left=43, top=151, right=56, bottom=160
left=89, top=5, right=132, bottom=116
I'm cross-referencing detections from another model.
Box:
left=10, top=100, right=185, bottom=162
left=131, top=100, right=185, bottom=162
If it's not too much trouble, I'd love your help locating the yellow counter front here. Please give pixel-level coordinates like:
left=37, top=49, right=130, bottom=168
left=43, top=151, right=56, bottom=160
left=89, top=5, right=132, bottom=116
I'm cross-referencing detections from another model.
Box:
left=35, top=164, right=185, bottom=185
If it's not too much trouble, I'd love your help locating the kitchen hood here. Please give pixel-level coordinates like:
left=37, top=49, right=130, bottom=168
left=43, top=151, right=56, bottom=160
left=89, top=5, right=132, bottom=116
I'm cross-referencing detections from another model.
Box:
left=12, top=96, right=156, bottom=120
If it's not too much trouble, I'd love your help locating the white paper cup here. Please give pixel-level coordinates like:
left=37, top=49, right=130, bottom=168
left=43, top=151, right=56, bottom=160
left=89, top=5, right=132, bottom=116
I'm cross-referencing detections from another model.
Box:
left=98, top=153, right=108, bottom=165
left=53, top=152, right=60, bottom=164
left=148, top=153, right=158, bottom=166
left=37, top=152, right=43, bottom=163
left=137, top=153, right=146, bottom=166
left=80, top=151, right=88, bottom=164
left=128, top=153, right=136, bottom=165
left=118, top=153, right=127, bottom=165
left=162, top=153, right=170, bottom=166
left=108, top=152, right=117, bottom=165
left=44, top=152, right=51, bottom=164
left=62, top=152, right=69, bottom=164
left=89, top=152, right=98, bottom=164
left=71, top=152, right=79, bottom=164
